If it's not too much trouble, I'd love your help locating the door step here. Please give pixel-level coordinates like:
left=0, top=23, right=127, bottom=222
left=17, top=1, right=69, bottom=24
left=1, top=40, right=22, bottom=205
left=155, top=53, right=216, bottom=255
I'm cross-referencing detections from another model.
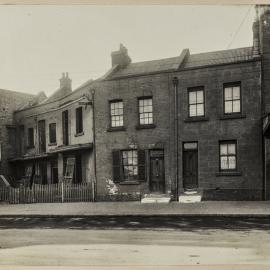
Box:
left=141, top=194, right=171, bottom=204
left=178, top=190, right=202, bottom=203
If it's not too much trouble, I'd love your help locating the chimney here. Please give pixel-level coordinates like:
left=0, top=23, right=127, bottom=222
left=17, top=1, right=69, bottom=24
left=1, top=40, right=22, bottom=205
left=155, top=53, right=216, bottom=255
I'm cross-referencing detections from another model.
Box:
left=111, top=44, right=131, bottom=68
left=60, top=72, right=72, bottom=90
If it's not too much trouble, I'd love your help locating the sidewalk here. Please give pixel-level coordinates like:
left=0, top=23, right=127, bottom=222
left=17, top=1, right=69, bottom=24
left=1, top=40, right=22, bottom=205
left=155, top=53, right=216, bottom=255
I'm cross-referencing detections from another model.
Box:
left=0, top=201, right=270, bottom=216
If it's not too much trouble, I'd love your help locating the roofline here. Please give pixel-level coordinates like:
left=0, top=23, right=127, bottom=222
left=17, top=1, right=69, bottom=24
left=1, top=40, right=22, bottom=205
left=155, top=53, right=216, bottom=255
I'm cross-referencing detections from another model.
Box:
left=0, top=88, right=35, bottom=97
left=104, top=57, right=261, bottom=81
left=14, top=79, right=95, bottom=113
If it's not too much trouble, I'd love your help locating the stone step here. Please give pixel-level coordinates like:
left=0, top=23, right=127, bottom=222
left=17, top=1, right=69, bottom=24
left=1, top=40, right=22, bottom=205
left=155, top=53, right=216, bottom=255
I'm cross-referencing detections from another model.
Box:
left=141, top=195, right=171, bottom=204
left=178, top=190, right=203, bottom=203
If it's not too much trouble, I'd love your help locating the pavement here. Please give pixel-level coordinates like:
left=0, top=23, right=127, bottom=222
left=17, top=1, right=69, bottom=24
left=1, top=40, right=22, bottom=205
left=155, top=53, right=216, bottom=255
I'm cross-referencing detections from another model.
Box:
left=1, top=201, right=270, bottom=216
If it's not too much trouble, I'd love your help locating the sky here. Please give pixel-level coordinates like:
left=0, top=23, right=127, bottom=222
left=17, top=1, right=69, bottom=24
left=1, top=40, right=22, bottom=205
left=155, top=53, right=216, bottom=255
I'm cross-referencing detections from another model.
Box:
left=0, top=5, right=255, bottom=96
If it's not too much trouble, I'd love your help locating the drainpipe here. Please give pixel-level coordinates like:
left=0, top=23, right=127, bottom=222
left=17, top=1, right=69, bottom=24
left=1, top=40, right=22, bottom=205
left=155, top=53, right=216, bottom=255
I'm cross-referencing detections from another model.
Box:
left=172, top=77, right=179, bottom=200
left=91, top=89, right=97, bottom=202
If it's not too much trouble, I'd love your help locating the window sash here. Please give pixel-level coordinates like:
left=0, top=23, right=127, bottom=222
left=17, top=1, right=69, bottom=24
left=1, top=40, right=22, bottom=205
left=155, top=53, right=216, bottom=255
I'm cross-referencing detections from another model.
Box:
left=110, top=101, right=124, bottom=127
left=219, top=142, right=237, bottom=171
left=188, top=89, right=205, bottom=117
left=121, top=150, right=138, bottom=180
left=224, top=85, right=241, bottom=114
left=49, top=123, right=56, bottom=144
left=28, top=128, right=34, bottom=147
left=76, top=107, right=83, bottom=134
left=139, top=98, right=153, bottom=125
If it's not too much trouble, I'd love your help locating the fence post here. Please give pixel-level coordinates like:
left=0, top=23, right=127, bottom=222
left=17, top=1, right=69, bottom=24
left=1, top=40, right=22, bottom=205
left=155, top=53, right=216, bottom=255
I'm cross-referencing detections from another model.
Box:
left=61, top=181, right=64, bottom=203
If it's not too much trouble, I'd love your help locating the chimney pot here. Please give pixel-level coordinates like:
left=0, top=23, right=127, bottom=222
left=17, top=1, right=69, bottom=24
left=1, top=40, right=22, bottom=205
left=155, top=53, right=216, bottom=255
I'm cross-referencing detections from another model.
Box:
left=111, top=44, right=131, bottom=68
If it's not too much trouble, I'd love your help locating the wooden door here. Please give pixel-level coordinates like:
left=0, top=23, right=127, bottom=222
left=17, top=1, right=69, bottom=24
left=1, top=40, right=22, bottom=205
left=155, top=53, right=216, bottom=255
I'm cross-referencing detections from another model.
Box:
left=183, top=149, right=198, bottom=190
left=150, top=152, right=165, bottom=193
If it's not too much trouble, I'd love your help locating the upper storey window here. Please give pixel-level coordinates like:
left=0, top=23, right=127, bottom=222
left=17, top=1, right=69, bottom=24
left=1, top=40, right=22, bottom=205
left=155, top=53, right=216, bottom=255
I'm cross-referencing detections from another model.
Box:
left=110, top=100, right=124, bottom=128
left=224, top=83, right=241, bottom=114
left=138, top=97, right=153, bottom=125
left=188, top=88, right=205, bottom=117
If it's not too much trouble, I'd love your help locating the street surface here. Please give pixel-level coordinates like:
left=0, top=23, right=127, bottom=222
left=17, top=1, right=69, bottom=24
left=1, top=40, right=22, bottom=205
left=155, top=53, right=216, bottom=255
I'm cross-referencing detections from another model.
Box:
left=0, top=216, right=269, bottom=267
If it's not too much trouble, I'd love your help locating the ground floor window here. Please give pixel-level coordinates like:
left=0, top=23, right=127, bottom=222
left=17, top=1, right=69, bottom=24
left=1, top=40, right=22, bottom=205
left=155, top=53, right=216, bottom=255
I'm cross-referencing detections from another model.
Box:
left=112, top=149, right=146, bottom=182
left=219, top=141, right=237, bottom=171
left=51, top=159, right=58, bottom=184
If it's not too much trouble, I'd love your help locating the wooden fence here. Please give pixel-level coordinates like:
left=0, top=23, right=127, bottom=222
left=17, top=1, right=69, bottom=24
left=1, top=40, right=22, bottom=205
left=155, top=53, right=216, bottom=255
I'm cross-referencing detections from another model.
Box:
left=0, top=182, right=93, bottom=204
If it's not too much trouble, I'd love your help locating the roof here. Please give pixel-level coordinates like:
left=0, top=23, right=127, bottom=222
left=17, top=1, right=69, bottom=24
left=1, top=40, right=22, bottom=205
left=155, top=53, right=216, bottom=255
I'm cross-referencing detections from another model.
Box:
left=106, top=47, right=256, bottom=79
left=108, top=49, right=189, bottom=79
left=182, top=47, right=254, bottom=69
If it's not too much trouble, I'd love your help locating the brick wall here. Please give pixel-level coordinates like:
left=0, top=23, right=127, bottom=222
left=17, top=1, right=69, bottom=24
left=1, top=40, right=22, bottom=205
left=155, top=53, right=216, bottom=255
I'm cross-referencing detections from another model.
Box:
left=0, top=89, right=34, bottom=176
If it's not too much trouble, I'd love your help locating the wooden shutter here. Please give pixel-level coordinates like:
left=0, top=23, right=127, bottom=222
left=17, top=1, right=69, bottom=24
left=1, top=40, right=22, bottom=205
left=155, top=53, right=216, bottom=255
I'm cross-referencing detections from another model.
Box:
left=112, top=150, right=121, bottom=183
left=138, top=149, right=146, bottom=181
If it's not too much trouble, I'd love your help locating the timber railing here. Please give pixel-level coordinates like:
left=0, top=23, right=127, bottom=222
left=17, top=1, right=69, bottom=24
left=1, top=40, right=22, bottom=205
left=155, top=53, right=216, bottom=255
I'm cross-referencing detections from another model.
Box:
left=0, top=182, right=92, bottom=204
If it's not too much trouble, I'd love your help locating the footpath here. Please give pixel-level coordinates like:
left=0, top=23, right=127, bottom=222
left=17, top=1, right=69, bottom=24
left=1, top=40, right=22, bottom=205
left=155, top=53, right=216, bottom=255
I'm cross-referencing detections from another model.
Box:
left=0, top=201, right=270, bottom=217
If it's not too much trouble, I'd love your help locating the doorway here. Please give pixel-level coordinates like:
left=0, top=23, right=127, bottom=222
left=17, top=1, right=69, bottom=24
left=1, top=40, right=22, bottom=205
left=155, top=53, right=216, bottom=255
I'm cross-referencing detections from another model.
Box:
left=183, top=142, right=198, bottom=190
left=150, top=150, right=165, bottom=193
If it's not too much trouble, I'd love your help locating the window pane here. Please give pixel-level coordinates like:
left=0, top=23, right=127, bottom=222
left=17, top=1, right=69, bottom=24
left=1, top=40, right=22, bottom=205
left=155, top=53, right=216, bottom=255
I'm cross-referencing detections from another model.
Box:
left=232, top=100, right=240, bottom=113
left=197, top=104, right=204, bottom=116
left=189, top=92, right=196, bottom=104
left=196, top=90, right=204, bottom=103
left=220, top=156, right=228, bottom=170
left=189, top=104, right=197, bottom=117
left=228, top=156, right=236, bottom=169
left=233, top=86, right=240, bottom=99
left=225, top=101, right=232, bottom=113
left=228, top=144, right=236, bottom=155
left=220, top=144, right=227, bottom=155
left=224, top=87, right=232, bottom=100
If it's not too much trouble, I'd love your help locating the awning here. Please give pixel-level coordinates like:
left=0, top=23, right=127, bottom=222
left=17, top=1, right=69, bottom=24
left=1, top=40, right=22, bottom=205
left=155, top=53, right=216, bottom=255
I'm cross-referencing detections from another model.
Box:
left=8, top=152, right=53, bottom=162
left=48, top=143, right=93, bottom=154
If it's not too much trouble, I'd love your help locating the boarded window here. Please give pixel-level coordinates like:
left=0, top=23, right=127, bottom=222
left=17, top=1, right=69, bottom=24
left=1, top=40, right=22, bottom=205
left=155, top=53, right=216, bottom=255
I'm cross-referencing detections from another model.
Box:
left=28, top=128, right=34, bottom=147
left=110, top=100, right=123, bottom=127
left=49, top=123, right=56, bottom=144
left=224, top=84, right=241, bottom=114
left=76, top=107, right=83, bottom=134
left=219, top=141, right=237, bottom=171
left=139, top=97, right=153, bottom=125
left=188, top=88, right=204, bottom=117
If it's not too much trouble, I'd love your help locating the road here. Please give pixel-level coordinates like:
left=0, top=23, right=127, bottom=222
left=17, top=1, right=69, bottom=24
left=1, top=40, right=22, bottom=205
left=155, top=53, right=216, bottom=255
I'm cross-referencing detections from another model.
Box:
left=0, top=216, right=270, bottom=267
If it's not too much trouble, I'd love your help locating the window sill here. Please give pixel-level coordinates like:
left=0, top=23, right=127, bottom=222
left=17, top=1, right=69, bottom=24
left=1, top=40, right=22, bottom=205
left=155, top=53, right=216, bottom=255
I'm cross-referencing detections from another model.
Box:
left=48, top=142, right=57, bottom=146
left=184, top=116, right=209, bottom=123
left=136, top=124, right=156, bottom=130
left=74, top=132, right=84, bottom=137
left=219, top=114, right=246, bottom=120
left=107, top=127, right=126, bottom=132
left=216, top=171, right=242, bottom=177
left=119, top=181, right=141, bottom=185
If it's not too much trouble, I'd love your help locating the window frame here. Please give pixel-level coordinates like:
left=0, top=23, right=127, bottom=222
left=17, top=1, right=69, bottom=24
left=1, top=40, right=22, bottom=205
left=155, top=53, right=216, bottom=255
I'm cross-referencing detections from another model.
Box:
left=138, top=96, right=154, bottom=126
left=121, top=149, right=138, bottom=181
left=188, top=87, right=205, bottom=118
left=109, top=99, right=124, bottom=129
left=219, top=140, right=238, bottom=172
left=49, top=123, right=57, bottom=144
left=223, top=82, right=242, bottom=115
left=75, top=107, right=83, bottom=134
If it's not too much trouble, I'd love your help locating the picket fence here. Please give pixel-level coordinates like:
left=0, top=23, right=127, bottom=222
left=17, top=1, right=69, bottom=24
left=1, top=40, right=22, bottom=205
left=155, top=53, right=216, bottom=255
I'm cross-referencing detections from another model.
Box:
left=0, top=182, right=93, bottom=204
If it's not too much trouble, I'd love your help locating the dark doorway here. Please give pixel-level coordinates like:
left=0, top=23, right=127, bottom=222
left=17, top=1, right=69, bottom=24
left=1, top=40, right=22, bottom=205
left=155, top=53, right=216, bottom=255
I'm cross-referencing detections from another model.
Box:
left=150, top=150, right=165, bottom=193
left=183, top=142, right=198, bottom=190
left=51, top=159, right=58, bottom=184
left=38, top=120, right=46, bottom=153
left=62, top=110, right=69, bottom=145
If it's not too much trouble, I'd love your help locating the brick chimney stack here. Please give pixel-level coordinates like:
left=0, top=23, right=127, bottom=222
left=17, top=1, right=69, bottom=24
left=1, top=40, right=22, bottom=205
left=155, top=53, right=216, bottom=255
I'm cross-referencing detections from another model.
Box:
left=111, top=44, right=131, bottom=68
left=60, top=72, right=72, bottom=90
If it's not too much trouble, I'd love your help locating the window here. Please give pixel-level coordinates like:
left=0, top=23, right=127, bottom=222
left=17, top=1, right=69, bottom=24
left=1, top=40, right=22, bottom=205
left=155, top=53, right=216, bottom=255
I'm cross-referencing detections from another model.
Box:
left=76, top=107, right=83, bottom=134
left=122, top=150, right=138, bottom=180
left=62, top=110, right=69, bottom=145
left=110, top=100, right=123, bottom=128
left=188, top=88, right=204, bottom=117
left=139, top=97, right=153, bottom=125
left=28, top=128, right=34, bottom=148
left=224, top=84, right=241, bottom=114
left=7, top=127, right=16, bottom=146
left=112, top=150, right=146, bottom=182
left=219, top=141, right=237, bottom=171
left=49, top=123, right=56, bottom=144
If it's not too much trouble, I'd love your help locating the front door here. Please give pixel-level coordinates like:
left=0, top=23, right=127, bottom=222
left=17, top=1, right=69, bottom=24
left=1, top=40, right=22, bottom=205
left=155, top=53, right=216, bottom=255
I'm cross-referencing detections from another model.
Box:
left=150, top=150, right=165, bottom=193
left=183, top=142, right=198, bottom=190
